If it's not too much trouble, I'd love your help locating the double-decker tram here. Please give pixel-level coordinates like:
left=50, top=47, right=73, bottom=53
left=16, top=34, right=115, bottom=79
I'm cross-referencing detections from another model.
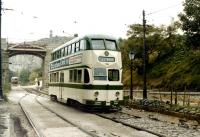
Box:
left=49, top=34, right=123, bottom=110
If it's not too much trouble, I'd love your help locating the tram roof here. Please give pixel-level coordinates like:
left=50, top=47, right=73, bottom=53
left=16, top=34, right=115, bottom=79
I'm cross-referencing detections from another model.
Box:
left=52, top=34, right=117, bottom=53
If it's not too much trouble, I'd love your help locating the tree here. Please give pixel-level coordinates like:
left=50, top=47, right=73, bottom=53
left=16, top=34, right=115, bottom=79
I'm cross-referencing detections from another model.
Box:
left=19, top=69, right=30, bottom=85
left=179, top=0, right=200, bottom=48
left=123, top=24, right=168, bottom=74
left=29, top=68, right=42, bottom=83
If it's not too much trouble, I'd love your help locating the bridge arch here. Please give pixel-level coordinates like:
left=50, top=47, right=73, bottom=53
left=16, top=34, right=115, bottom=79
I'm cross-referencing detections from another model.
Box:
left=8, top=44, right=46, bottom=58
left=4, top=43, right=50, bottom=88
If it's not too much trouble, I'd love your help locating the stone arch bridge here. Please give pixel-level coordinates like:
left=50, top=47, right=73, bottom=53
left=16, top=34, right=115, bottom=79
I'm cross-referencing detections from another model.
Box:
left=3, top=43, right=52, bottom=88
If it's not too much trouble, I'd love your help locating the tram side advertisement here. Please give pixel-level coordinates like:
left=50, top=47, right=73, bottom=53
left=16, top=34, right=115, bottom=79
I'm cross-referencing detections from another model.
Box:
left=50, top=54, right=82, bottom=70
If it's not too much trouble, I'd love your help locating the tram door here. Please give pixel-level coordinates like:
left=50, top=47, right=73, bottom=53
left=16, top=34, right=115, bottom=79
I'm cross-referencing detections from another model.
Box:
left=59, top=72, right=64, bottom=100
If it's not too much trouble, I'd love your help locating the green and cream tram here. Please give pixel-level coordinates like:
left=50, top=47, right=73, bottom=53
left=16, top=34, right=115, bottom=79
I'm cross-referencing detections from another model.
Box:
left=49, top=34, right=123, bottom=109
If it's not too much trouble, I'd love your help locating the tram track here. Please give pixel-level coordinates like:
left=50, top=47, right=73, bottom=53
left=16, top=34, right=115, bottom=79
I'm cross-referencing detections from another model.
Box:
left=21, top=88, right=98, bottom=137
left=21, top=87, right=200, bottom=137
left=18, top=92, right=43, bottom=137
left=22, top=88, right=161, bottom=137
left=22, top=88, right=163, bottom=136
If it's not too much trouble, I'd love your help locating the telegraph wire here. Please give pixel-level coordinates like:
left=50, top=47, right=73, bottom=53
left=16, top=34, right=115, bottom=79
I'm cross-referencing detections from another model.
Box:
left=147, top=2, right=183, bottom=16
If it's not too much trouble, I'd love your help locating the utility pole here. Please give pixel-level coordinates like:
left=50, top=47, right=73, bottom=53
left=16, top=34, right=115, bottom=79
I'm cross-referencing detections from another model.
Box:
left=0, top=0, right=3, bottom=100
left=143, top=10, right=147, bottom=99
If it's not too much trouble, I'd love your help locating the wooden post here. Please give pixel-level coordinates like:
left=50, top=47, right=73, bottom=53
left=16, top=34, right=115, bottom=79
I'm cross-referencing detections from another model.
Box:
left=170, top=87, right=173, bottom=108
left=183, top=86, right=186, bottom=106
left=159, top=88, right=162, bottom=102
left=187, top=89, right=190, bottom=106
left=175, top=88, right=177, bottom=105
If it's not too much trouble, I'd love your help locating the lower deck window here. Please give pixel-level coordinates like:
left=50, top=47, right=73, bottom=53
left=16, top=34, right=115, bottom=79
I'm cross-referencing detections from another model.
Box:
left=69, top=70, right=73, bottom=82
left=84, top=69, right=90, bottom=83
left=77, top=70, right=82, bottom=83
left=108, top=69, right=119, bottom=81
left=94, top=68, right=107, bottom=80
left=50, top=72, right=59, bottom=82
left=69, top=69, right=83, bottom=83
left=60, top=72, right=64, bottom=82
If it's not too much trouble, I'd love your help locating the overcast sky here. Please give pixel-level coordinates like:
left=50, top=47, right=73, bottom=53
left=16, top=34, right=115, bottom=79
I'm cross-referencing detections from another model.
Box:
left=2, top=0, right=184, bottom=43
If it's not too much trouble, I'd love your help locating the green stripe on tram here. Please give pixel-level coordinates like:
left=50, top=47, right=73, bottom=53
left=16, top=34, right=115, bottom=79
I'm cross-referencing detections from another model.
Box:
left=48, top=83, right=123, bottom=90
left=49, top=65, right=91, bottom=73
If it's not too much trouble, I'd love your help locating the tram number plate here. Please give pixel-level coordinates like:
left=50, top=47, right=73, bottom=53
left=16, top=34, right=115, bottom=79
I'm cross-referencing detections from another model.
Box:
left=98, top=56, right=115, bottom=62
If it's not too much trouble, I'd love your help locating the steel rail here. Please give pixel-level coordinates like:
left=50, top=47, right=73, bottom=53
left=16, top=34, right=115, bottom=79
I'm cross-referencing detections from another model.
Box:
left=18, top=93, right=43, bottom=137
left=23, top=88, right=99, bottom=137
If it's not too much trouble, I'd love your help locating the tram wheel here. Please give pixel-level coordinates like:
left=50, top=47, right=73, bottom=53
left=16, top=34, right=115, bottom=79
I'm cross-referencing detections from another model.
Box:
left=50, top=95, right=57, bottom=101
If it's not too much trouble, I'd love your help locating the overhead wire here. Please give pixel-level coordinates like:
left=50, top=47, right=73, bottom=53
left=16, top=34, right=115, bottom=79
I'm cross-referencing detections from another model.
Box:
left=146, top=2, right=183, bottom=16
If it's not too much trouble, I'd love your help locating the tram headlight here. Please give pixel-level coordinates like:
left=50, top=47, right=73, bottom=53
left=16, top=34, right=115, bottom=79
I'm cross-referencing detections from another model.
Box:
left=115, top=91, right=120, bottom=97
left=94, top=91, right=99, bottom=97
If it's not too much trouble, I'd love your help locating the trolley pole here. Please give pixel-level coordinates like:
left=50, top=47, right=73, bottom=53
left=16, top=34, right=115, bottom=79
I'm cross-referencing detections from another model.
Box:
left=143, top=10, right=147, bottom=99
left=0, top=0, right=3, bottom=100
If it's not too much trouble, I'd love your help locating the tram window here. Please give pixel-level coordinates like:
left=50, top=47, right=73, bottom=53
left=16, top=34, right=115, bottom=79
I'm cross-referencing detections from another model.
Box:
left=80, top=40, right=86, bottom=50
left=94, top=68, right=107, bottom=80
left=74, top=69, right=77, bottom=82
left=75, top=42, right=80, bottom=52
left=53, top=73, right=56, bottom=82
left=108, top=69, right=119, bottom=81
left=56, top=50, right=61, bottom=59
left=69, top=70, right=73, bottom=82
left=91, top=39, right=105, bottom=50
left=105, top=40, right=117, bottom=50
left=57, top=50, right=60, bottom=58
left=55, top=53, right=57, bottom=59
left=60, top=73, right=64, bottom=82
left=72, top=43, right=75, bottom=54
left=84, top=69, right=90, bottom=83
left=53, top=54, right=55, bottom=60
left=68, top=45, right=72, bottom=55
left=62, top=48, right=65, bottom=57
left=59, top=50, right=61, bottom=58
left=61, top=48, right=63, bottom=57
left=77, top=70, right=82, bottom=83
left=65, top=47, right=68, bottom=56
left=56, top=72, right=59, bottom=82
left=50, top=74, right=53, bottom=82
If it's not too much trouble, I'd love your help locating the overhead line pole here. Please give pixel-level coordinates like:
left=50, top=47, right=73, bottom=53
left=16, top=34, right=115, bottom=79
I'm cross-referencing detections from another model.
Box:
left=142, top=10, right=147, bottom=99
left=0, top=0, right=3, bottom=100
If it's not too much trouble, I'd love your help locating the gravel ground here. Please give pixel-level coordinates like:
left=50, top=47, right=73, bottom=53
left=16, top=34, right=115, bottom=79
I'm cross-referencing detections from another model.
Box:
left=100, top=107, right=200, bottom=137
left=0, top=86, right=37, bottom=137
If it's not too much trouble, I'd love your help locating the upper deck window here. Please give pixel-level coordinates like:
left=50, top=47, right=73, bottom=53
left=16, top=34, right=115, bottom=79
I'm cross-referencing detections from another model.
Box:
left=72, top=43, right=75, bottom=54
left=91, top=39, right=117, bottom=50
left=91, top=39, right=105, bottom=50
left=105, top=40, right=117, bottom=50
left=68, top=45, right=72, bottom=55
left=65, top=46, right=68, bottom=56
left=75, top=42, right=80, bottom=52
left=80, top=40, right=86, bottom=50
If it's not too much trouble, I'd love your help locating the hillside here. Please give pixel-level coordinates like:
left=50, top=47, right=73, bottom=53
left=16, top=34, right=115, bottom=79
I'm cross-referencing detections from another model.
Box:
left=123, top=48, right=200, bottom=91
